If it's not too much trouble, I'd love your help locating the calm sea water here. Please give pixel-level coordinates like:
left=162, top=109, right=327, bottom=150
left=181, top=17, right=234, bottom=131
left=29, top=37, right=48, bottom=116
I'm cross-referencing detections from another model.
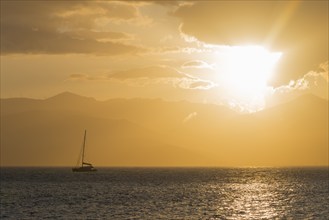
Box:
left=1, top=167, right=328, bottom=219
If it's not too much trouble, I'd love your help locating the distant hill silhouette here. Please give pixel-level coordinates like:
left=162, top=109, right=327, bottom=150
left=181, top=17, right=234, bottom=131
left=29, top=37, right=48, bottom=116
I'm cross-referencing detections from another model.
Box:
left=1, top=92, right=327, bottom=166
left=46, top=91, right=97, bottom=103
left=1, top=110, right=210, bottom=166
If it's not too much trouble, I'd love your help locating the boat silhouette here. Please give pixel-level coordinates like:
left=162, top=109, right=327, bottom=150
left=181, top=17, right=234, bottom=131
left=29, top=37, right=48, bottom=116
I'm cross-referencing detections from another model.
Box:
left=72, top=130, right=97, bottom=172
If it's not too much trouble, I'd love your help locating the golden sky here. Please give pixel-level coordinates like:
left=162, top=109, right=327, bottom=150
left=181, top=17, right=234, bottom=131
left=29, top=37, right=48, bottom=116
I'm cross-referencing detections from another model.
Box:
left=1, top=0, right=328, bottom=112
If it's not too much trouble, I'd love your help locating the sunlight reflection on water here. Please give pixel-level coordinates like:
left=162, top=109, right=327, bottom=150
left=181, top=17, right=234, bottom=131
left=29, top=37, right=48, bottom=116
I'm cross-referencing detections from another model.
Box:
left=227, top=182, right=281, bottom=219
left=1, top=167, right=328, bottom=219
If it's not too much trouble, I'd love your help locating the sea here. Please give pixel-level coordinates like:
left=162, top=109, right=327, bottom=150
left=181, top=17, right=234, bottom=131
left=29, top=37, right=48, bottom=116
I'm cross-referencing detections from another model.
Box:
left=1, top=167, right=328, bottom=219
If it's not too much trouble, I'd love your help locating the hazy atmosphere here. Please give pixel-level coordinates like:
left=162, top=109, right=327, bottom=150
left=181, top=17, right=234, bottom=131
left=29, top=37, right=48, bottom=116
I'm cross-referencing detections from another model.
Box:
left=1, top=1, right=328, bottom=167
left=1, top=1, right=328, bottom=219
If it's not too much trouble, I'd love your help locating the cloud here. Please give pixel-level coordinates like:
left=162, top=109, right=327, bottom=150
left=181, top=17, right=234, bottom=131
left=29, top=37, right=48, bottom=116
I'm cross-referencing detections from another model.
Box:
left=154, top=1, right=192, bottom=8
left=182, top=60, right=213, bottom=69
left=319, top=61, right=329, bottom=82
left=1, top=1, right=147, bottom=55
left=108, top=66, right=188, bottom=79
left=68, top=66, right=188, bottom=81
left=68, top=73, right=105, bottom=81
left=69, top=74, right=87, bottom=80
left=267, top=61, right=328, bottom=106
left=174, top=1, right=328, bottom=86
left=186, top=81, right=215, bottom=90
left=66, top=30, right=134, bottom=43
left=175, top=78, right=216, bottom=90
left=107, top=66, right=216, bottom=90
left=174, top=1, right=327, bottom=49
left=68, top=65, right=216, bottom=90
left=150, top=46, right=210, bottom=55
left=183, top=112, right=197, bottom=123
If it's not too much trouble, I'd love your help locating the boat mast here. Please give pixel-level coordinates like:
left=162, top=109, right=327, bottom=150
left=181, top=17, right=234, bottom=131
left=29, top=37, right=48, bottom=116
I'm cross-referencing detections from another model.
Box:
left=82, top=130, right=87, bottom=166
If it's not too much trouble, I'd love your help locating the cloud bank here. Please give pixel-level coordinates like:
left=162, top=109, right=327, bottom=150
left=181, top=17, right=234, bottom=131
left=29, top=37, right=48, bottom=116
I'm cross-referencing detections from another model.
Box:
left=1, top=1, right=147, bottom=55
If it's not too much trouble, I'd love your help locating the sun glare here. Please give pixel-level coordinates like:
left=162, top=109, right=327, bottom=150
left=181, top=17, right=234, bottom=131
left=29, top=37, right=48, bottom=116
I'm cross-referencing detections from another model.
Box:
left=221, top=46, right=282, bottom=111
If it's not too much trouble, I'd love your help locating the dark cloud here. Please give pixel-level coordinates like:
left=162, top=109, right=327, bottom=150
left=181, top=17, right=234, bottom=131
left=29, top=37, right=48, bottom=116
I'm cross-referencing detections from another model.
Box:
left=68, top=66, right=189, bottom=81
left=1, top=26, right=143, bottom=55
left=107, top=65, right=216, bottom=90
left=68, top=65, right=216, bottom=90
left=108, top=66, right=189, bottom=79
left=0, top=1, right=144, bottom=55
left=70, top=74, right=86, bottom=79
left=66, top=31, right=132, bottom=42
left=69, top=74, right=102, bottom=81
left=153, top=1, right=190, bottom=7
left=174, top=1, right=328, bottom=86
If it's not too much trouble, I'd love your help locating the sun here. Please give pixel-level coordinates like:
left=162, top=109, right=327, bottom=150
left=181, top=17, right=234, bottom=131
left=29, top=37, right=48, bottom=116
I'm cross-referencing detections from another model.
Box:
left=220, top=45, right=282, bottom=111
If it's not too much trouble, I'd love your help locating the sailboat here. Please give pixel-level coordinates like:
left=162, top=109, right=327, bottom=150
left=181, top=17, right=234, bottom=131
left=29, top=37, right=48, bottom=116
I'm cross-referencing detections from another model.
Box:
left=72, top=130, right=97, bottom=172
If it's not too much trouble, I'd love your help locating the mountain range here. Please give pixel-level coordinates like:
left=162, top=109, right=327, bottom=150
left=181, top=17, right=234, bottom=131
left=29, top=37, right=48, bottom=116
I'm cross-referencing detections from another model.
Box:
left=1, top=92, right=328, bottom=166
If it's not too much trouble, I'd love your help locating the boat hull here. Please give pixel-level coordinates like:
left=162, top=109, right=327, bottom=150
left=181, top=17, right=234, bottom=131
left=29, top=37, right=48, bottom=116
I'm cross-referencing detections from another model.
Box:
left=72, top=167, right=97, bottom=172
